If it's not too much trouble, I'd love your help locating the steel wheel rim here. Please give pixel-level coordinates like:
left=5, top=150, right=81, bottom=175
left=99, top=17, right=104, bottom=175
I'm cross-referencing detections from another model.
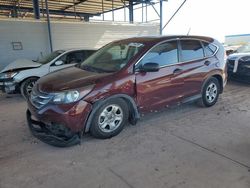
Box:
left=26, top=81, right=36, bottom=95
left=98, top=104, right=123, bottom=133
left=206, top=83, right=217, bottom=103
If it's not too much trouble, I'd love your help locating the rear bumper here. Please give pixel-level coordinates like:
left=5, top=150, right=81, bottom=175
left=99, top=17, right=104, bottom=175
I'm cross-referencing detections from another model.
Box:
left=26, top=110, right=81, bottom=147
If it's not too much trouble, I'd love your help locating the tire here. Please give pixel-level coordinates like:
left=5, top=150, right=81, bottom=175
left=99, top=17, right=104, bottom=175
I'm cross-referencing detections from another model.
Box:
left=198, top=77, right=220, bottom=107
left=90, top=98, right=129, bottom=139
left=20, top=77, right=38, bottom=100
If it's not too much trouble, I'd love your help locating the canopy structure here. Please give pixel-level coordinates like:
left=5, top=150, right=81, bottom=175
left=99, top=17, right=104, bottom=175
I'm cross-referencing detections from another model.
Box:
left=0, top=0, right=187, bottom=47
left=0, top=0, right=148, bottom=20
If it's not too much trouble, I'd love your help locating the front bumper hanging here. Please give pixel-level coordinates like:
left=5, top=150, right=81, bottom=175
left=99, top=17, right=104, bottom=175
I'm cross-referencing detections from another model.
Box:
left=26, top=110, right=81, bottom=147
left=0, top=82, right=19, bottom=93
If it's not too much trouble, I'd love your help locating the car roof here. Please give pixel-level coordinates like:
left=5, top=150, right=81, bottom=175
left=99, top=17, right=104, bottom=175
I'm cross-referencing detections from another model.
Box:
left=57, top=48, right=97, bottom=53
left=114, top=35, right=215, bottom=45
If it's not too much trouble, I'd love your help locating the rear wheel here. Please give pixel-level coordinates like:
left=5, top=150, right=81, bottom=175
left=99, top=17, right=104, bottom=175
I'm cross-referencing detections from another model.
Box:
left=198, top=77, right=220, bottom=107
left=20, top=77, right=38, bottom=100
left=90, top=98, right=129, bottom=139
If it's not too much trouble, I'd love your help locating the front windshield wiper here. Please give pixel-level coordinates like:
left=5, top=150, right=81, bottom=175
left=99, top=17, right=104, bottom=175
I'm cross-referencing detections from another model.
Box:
left=81, top=65, right=114, bottom=73
left=81, top=65, right=100, bottom=72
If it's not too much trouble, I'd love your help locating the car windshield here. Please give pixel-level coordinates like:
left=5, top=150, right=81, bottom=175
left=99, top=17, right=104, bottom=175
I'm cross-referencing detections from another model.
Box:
left=236, top=43, right=250, bottom=53
left=80, top=41, right=144, bottom=73
left=37, top=50, right=65, bottom=64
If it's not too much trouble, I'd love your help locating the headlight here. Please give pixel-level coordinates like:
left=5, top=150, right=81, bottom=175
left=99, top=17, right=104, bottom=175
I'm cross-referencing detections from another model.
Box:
left=52, top=85, right=94, bottom=104
left=52, top=90, right=80, bottom=104
left=0, top=72, right=18, bottom=79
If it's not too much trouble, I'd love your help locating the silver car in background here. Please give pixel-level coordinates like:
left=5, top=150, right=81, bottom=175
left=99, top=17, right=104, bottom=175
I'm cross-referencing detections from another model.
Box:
left=0, top=49, right=96, bottom=99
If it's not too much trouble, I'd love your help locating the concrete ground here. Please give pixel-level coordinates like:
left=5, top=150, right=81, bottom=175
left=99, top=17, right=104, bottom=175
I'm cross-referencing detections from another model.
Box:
left=0, top=81, right=250, bottom=188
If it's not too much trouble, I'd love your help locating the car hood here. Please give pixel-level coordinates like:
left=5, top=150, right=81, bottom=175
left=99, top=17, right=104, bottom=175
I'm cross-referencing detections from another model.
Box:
left=37, top=67, right=112, bottom=93
left=0, top=59, right=41, bottom=73
left=227, top=53, right=250, bottom=60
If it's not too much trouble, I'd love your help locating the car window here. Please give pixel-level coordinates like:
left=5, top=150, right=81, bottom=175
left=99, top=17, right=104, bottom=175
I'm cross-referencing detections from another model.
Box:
left=203, top=42, right=217, bottom=56
left=84, top=50, right=96, bottom=58
left=106, top=45, right=129, bottom=60
left=37, top=50, right=65, bottom=64
left=73, top=51, right=86, bottom=63
left=56, top=54, right=67, bottom=65
left=139, top=41, right=178, bottom=67
left=80, top=42, right=144, bottom=73
left=56, top=51, right=83, bottom=65
left=180, top=40, right=204, bottom=62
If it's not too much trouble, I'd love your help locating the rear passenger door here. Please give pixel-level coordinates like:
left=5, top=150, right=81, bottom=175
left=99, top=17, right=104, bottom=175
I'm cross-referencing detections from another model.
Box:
left=178, top=39, right=207, bottom=98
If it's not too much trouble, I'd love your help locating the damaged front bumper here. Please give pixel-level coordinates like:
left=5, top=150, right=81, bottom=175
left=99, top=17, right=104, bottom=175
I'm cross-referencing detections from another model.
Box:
left=0, top=78, right=19, bottom=93
left=227, top=59, right=250, bottom=83
left=26, top=110, right=81, bottom=147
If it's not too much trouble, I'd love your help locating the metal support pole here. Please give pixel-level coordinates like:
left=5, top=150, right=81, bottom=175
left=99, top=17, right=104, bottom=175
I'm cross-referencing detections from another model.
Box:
left=162, top=0, right=188, bottom=30
left=41, top=0, right=45, bottom=18
left=73, top=0, right=76, bottom=19
left=149, top=2, right=160, bottom=17
left=129, top=0, right=133, bottom=23
left=146, top=3, right=147, bottom=22
left=160, top=0, right=163, bottom=35
left=120, top=0, right=126, bottom=22
left=11, top=7, right=18, bottom=18
left=45, top=0, right=53, bottom=52
left=124, top=3, right=126, bottom=22
left=141, top=2, right=143, bottom=23
left=32, top=0, right=40, bottom=19
left=112, top=0, right=114, bottom=21
left=102, top=0, right=104, bottom=21
left=17, top=1, right=20, bottom=17
left=84, top=16, right=89, bottom=21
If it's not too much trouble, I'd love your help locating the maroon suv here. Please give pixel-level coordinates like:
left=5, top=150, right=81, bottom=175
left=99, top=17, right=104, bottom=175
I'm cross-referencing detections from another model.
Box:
left=26, top=36, right=226, bottom=147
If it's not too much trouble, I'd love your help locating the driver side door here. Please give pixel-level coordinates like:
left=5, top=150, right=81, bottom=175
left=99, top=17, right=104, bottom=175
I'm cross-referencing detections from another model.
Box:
left=135, top=40, right=185, bottom=112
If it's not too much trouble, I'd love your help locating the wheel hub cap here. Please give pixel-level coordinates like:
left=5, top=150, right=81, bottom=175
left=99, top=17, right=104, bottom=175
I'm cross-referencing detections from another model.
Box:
left=26, top=81, right=36, bottom=94
left=98, top=104, right=123, bottom=133
left=206, top=83, right=217, bottom=103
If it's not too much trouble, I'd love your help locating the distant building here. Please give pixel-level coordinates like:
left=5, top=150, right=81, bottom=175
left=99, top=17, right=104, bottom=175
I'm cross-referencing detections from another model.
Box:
left=225, top=34, right=250, bottom=46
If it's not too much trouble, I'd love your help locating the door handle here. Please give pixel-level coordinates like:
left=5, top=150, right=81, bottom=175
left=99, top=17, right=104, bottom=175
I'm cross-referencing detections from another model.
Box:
left=204, top=61, right=211, bottom=66
left=173, top=68, right=182, bottom=75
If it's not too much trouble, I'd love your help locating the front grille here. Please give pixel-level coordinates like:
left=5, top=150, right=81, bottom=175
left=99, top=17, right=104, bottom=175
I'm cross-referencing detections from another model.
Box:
left=0, top=78, right=13, bottom=82
left=30, top=86, right=53, bottom=109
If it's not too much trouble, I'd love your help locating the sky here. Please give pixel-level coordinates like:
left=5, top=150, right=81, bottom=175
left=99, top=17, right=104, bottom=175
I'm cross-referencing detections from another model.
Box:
left=92, top=0, right=250, bottom=43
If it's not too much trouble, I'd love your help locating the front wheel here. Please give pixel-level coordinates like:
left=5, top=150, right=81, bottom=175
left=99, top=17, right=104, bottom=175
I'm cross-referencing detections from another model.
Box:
left=90, top=98, right=129, bottom=139
left=198, top=77, right=220, bottom=107
left=20, top=77, right=38, bottom=100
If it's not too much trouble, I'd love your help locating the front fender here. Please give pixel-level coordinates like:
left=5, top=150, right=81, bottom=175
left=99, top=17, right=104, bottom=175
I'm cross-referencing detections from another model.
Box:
left=84, top=94, right=140, bottom=132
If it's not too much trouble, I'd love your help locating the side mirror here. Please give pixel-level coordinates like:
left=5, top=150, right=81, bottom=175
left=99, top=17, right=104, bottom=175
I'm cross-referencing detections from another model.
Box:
left=140, top=62, right=160, bottom=72
left=54, top=60, right=64, bottom=66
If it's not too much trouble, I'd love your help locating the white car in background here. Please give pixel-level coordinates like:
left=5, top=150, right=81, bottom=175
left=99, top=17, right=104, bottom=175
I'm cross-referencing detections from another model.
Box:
left=0, top=49, right=96, bottom=99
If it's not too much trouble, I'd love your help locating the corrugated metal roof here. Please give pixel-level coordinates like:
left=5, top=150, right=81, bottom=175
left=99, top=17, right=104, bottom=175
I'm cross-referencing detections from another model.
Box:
left=0, top=0, right=138, bottom=19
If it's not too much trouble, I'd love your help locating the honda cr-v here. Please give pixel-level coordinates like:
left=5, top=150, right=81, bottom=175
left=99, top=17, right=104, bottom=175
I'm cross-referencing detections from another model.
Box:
left=26, top=36, right=226, bottom=147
